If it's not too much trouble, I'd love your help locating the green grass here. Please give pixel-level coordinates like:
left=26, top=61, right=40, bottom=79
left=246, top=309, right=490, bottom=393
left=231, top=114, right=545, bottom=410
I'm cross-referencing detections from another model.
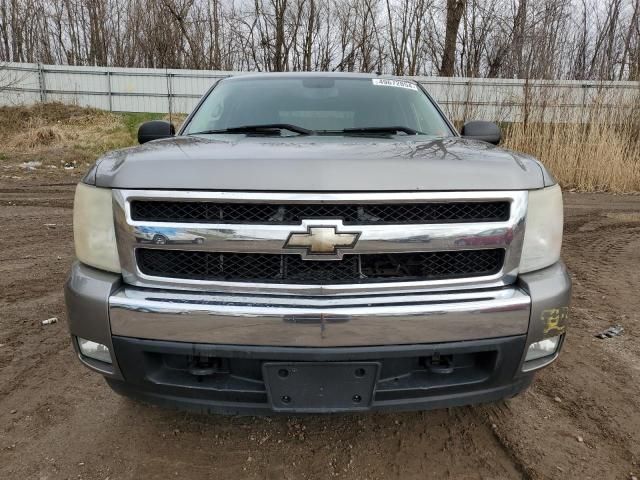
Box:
left=120, top=112, right=167, bottom=138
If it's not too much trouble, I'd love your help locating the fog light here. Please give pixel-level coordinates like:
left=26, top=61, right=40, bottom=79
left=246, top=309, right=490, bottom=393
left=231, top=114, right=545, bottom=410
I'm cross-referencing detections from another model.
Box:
left=525, top=336, right=561, bottom=362
left=77, top=337, right=112, bottom=364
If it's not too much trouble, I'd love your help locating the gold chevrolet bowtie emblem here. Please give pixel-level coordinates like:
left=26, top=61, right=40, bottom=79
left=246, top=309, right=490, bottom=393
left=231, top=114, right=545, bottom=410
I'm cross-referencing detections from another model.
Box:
left=284, top=224, right=361, bottom=259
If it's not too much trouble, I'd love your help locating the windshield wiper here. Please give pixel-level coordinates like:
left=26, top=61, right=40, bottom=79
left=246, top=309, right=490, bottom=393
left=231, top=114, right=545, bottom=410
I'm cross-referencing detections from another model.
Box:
left=318, top=126, right=420, bottom=136
left=189, top=124, right=313, bottom=136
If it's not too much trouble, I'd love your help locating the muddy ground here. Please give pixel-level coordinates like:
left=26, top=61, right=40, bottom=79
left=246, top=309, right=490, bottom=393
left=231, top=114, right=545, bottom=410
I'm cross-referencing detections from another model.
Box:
left=1, top=170, right=639, bottom=479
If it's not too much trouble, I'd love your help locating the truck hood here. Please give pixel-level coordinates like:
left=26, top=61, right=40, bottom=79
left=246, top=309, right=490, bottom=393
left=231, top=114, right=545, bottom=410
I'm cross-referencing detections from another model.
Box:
left=92, top=135, right=549, bottom=191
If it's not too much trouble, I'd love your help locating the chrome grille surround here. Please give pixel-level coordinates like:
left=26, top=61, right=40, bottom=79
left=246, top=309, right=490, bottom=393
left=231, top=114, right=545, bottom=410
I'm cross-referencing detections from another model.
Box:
left=112, top=190, right=528, bottom=296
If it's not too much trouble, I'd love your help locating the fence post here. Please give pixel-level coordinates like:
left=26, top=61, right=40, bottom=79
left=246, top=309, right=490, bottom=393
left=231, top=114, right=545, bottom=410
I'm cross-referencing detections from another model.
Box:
left=107, top=71, right=113, bottom=111
left=166, top=72, right=173, bottom=117
left=37, top=62, right=47, bottom=103
left=463, top=78, right=473, bottom=121
left=581, top=83, right=588, bottom=123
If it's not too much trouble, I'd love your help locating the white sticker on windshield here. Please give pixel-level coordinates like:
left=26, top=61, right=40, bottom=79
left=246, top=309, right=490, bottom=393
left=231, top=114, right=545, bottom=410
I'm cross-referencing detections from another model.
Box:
left=372, top=78, right=418, bottom=91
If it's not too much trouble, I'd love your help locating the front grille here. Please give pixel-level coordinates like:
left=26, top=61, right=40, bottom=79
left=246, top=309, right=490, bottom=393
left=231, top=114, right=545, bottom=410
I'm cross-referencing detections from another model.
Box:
left=130, top=201, right=510, bottom=225
left=136, top=248, right=504, bottom=284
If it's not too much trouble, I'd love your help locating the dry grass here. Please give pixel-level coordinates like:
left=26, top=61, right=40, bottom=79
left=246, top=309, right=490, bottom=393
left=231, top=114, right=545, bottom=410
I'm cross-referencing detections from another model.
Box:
left=2, top=103, right=133, bottom=157
left=501, top=90, right=640, bottom=192
left=0, top=103, right=174, bottom=174
left=444, top=83, right=640, bottom=193
left=503, top=117, right=640, bottom=192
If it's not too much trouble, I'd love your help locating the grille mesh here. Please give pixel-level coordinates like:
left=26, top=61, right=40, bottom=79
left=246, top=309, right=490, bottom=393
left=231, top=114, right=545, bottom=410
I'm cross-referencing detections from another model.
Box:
left=131, top=201, right=510, bottom=225
left=136, top=248, right=504, bottom=284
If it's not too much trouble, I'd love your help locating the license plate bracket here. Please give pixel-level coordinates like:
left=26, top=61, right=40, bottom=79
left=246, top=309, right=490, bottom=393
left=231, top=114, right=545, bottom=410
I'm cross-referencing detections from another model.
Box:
left=263, top=362, right=379, bottom=413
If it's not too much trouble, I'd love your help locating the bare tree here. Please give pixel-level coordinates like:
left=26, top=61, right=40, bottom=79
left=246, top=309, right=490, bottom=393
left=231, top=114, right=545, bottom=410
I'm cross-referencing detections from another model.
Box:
left=439, top=0, right=466, bottom=76
left=0, top=0, right=638, bottom=80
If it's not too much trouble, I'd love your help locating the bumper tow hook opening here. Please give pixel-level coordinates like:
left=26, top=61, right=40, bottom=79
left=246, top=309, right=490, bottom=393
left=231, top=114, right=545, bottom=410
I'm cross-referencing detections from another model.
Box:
left=424, top=353, right=455, bottom=375
left=187, top=356, right=220, bottom=378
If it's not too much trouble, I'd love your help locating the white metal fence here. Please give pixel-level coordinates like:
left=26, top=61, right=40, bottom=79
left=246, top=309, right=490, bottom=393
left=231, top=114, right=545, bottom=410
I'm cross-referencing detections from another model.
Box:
left=1, top=62, right=638, bottom=122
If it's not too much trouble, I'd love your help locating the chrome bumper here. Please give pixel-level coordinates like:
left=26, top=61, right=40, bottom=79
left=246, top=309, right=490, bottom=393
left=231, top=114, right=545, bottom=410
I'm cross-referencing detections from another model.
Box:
left=109, top=287, right=531, bottom=347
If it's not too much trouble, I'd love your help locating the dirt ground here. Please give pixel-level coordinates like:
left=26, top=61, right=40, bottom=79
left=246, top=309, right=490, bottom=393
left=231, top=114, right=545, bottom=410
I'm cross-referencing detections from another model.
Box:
left=1, top=167, right=639, bottom=479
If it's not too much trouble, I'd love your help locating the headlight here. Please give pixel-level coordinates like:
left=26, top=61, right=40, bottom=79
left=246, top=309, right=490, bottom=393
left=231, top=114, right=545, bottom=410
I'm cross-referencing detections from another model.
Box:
left=73, top=183, right=121, bottom=273
left=520, top=184, right=563, bottom=273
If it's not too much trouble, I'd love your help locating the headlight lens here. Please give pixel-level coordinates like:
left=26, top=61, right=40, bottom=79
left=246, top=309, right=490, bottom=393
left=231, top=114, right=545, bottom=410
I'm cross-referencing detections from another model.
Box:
left=520, top=184, right=563, bottom=273
left=73, top=183, right=121, bottom=273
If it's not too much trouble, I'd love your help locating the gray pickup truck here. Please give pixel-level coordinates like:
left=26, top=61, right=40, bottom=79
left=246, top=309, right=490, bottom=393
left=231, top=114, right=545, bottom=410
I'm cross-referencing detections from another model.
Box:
left=65, top=73, right=571, bottom=414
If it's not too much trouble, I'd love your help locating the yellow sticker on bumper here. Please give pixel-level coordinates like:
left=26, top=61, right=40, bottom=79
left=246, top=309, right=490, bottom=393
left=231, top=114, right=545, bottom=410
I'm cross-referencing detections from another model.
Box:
left=542, top=307, right=569, bottom=335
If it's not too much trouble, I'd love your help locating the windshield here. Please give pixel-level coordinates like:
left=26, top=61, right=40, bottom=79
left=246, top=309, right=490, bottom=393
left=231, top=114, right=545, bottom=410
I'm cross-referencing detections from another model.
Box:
left=183, top=77, right=453, bottom=136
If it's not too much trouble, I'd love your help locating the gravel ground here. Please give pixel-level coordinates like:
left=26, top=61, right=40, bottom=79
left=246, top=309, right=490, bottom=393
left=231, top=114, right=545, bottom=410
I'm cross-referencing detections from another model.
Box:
left=1, top=171, right=639, bottom=480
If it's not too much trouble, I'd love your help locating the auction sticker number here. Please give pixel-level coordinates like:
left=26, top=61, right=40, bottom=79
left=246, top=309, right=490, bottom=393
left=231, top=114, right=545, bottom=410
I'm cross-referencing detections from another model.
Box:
left=372, top=78, right=418, bottom=91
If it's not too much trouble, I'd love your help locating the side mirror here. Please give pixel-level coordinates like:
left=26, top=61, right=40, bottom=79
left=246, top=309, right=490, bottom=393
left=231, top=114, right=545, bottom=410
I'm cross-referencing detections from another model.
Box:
left=460, top=121, right=501, bottom=145
left=138, top=120, right=175, bottom=144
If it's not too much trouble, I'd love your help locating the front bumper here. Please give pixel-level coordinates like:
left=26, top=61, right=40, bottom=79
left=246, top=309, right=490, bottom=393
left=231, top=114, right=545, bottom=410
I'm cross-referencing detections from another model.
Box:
left=106, top=336, right=533, bottom=414
left=108, top=286, right=531, bottom=347
left=64, top=261, right=571, bottom=413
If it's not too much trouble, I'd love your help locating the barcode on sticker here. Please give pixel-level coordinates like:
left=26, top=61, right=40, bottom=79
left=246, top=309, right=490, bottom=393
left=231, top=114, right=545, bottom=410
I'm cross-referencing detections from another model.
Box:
left=372, top=79, right=418, bottom=91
